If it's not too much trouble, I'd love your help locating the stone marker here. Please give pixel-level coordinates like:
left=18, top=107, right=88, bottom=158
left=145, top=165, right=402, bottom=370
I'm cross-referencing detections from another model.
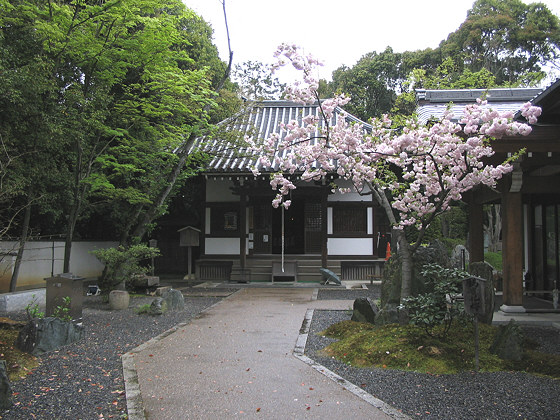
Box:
left=468, top=261, right=495, bottom=324
left=351, top=297, right=379, bottom=324
left=0, top=360, right=11, bottom=409
left=490, top=319, right=524, bottom=361
left=15, top=317, right=84, bottom=355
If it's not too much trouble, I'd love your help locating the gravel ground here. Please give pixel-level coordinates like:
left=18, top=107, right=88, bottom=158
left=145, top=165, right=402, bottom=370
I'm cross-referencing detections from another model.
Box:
left=1, top=286, right=559, bottom=419
left=0, top=290, right=231, bottom=420
left=306, top=309, right=560, bottom=420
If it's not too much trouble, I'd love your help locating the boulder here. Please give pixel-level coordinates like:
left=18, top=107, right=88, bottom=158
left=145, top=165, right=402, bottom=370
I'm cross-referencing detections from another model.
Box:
left=0, top=360, right=11, bottom=409
left=148, top=297, right=167, bottom=315
left=490, top=319, right=524, bottom=361
left=351, top=297, right=379, bottom=324
left=375, top=303, right=409, bottom=326
left=162, top=288, right=185, bottom=311
left=15, top=317, right=84, bottom=355
left=468, top=261, right=495, bottom=324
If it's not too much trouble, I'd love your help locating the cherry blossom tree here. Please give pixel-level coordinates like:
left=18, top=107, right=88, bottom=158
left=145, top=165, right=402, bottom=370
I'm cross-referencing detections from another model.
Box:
left=247, top=44, right=542, bottom=302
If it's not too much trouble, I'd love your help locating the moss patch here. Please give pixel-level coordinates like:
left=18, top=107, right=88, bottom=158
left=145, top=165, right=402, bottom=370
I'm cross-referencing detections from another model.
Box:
left=319, top=321, right=560, bottom=378
left=0, top=328, right=39, bottom=382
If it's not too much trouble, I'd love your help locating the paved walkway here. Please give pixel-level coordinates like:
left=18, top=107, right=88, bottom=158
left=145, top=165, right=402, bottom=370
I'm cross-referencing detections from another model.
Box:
left=125, top=288, right=400, bottom=420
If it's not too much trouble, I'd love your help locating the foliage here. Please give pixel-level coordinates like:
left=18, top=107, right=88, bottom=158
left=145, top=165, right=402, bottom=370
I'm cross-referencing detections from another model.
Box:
left=91, top=245, right=160, bottom=293
left=319, top=321, right=560, bottom=377
left=0, top=0, right=237, bottom=273
left=321, top=0, right=559, bottom=117
left=401, top=263, right=469, bottom=337
left=52, top=296, right=72, bottom=322
left=24, top=295, right=44, bottom=320
left=484, top=251, right=503, bottom=271
left=232, top=60, right=286, bottom=100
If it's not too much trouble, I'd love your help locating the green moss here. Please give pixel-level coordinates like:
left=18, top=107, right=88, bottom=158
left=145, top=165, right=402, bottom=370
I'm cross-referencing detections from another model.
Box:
left=0, top=329, right=40, bottom=382
left=319, top=321, right=560, bottom=377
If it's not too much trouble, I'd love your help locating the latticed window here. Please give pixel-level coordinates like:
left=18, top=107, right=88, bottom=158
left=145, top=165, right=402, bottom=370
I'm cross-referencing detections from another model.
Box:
left=332, top=205, right=367, bottom=235
left=210, top=205, right=239, bottom=236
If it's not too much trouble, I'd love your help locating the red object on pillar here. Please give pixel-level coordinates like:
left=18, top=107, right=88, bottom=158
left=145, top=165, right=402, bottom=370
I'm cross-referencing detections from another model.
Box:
left=385, top=242, right=391, bottom=261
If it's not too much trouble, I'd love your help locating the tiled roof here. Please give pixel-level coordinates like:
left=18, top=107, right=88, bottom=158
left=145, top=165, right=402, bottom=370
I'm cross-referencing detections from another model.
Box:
left=194, top=100, right=370, bottom=174
left=416, top=88, right=542, bottom=125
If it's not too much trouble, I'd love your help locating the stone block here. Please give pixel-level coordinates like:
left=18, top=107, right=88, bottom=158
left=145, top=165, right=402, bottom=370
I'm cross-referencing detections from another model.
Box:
left=0, top=289, right=46, bottom=312
left=351, top=297, right=379, bottom=324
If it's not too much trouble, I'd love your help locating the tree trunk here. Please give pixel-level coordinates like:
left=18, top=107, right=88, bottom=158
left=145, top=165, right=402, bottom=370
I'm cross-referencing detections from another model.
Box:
left=394, top=228, right=413, bottom=300
left=131, top=134, right=196, bottom=241
left=369, top=183, right=413, bottom=303
left=10, top=198, right=32, bottom=292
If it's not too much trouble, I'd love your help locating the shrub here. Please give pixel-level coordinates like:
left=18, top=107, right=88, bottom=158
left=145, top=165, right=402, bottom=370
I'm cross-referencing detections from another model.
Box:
left=91, top=244, right=160, bottom=293
left=400, top=263, right=469, bottom=337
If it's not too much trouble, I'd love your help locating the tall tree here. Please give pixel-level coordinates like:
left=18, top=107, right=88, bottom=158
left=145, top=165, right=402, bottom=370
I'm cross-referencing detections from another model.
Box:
left=323, top=0, right=559, bottom=119
left=0, top=0, right=237, bottom=280
left=442, top=0, right=560, bottom=85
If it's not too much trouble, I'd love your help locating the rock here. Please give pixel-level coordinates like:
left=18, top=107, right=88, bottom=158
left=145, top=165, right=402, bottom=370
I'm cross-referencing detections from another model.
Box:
left=155, top=286, right=171, bottom=296
left=468, top=261, right=496, bottom=324
left=15, top=317, right=84, bottom=355
left=490, top=319, right=524, bottom=361
left=148, top=297, right=167, bottom=315
left=109, top=290, right=130, bottom=310
left=351, top=297, right=379, bottom=324
left=451, top=244, right=469, bottom=270
left=162, top=288, right=185, bottom=311
left=0, top=360, right=11, bottom=409
left=375, top=303, right=409, bottom=326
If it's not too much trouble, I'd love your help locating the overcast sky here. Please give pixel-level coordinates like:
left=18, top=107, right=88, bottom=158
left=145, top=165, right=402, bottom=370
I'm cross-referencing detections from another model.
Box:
left=183, top=0, right=560, bottom=83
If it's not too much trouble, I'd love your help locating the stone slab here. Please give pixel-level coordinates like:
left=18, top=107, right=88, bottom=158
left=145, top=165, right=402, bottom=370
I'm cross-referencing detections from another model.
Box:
left=0, top=289, right=46, bottom=312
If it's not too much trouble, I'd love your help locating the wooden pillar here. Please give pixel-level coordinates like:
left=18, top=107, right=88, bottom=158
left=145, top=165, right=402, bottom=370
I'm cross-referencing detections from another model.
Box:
left=321, top=185, right=328, bottom=269
left=469, top=202, right=484, bottom=263
left=501, top=189, right=524, bottom=310
left=239, top=187, right=247, bottom=271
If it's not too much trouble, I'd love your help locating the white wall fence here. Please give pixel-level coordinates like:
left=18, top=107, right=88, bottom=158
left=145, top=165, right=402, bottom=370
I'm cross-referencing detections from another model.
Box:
left=0, top=241, right=118, bottom=292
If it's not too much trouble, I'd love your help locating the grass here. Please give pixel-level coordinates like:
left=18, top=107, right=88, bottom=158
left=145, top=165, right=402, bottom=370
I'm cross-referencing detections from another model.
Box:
left=0, top=328, right=39, bottom=382
left=319, top=320, right=560, bottom=378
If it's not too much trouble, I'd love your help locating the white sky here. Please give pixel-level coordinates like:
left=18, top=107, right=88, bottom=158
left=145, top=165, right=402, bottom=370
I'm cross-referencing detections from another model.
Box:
left=183, top=0, right=560, bottom=83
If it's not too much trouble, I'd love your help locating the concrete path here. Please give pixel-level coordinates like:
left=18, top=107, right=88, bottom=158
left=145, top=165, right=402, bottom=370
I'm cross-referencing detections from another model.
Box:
left=128, top=288, right=397, bottom=420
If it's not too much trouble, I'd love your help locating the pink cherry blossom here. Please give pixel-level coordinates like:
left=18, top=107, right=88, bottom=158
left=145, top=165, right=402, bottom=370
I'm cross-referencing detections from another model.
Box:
left=252, top=45, right=540, bottom=230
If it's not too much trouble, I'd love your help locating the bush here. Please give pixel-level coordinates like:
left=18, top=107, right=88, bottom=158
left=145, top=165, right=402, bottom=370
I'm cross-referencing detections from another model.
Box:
left=400, top=263, right=469, bottom=337
left=91, top=244, right=160, bottom=293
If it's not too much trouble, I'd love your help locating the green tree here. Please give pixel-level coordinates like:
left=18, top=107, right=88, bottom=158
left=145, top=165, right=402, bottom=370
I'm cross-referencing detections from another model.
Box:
left=0, top=0, right=238, bottom=285
left=232, top=60, right=286, bottom=100
left=441, top=0, right=560, bottom=86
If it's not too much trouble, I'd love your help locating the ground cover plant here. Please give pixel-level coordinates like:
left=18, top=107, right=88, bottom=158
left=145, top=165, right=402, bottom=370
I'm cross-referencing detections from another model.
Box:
left=318, top=320, right=560, bottom=378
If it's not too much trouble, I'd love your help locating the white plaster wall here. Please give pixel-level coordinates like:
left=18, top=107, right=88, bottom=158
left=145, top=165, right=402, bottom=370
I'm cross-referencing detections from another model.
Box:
left=328, top=238, right=373, bottom=255
left=0, top=241, right=118, bottom=292
left=206, top=178, right=238, bottom=202
left=205, top=238, right=240, bottom=255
